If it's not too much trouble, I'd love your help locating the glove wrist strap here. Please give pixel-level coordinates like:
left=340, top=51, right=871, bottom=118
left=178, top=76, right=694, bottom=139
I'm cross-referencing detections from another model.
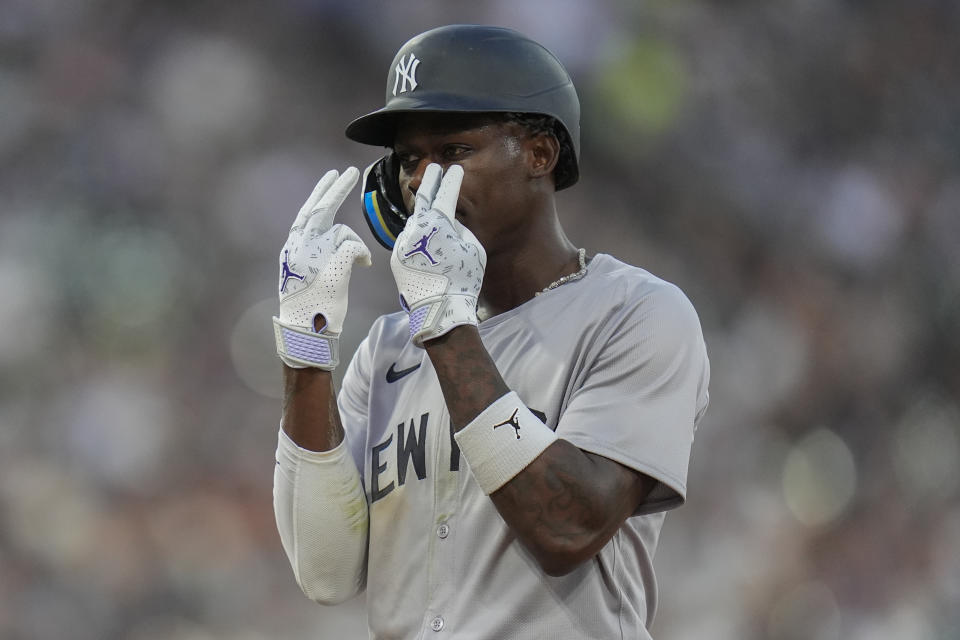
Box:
left=273, top=317, right=339, bottom=370
left=408, top=296, right=478, bottom=348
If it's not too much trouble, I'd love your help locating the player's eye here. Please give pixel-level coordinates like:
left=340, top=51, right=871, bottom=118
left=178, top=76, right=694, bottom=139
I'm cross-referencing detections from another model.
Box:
left=442, top=145, right=470, bottom=160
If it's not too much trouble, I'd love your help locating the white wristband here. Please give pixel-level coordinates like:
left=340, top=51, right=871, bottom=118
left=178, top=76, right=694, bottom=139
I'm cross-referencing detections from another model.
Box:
left=454, top=391, right=558, bottom=495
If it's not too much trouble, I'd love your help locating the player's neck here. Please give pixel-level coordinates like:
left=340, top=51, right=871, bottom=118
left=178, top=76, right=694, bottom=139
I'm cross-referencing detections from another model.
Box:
left=478, top=227, right=580, bottom=319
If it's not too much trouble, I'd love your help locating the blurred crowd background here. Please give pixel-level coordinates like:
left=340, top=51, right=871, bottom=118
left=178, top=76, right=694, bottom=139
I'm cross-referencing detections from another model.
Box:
left=1, top=0, right=958, bottom=638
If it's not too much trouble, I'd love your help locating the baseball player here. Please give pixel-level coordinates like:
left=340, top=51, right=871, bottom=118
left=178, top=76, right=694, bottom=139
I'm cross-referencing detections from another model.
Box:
left=272, top=25, right=710, bottom=639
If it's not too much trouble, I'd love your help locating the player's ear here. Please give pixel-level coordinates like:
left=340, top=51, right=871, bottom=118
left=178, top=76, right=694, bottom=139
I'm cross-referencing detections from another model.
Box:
left=524, top=131, right=560, bottom=182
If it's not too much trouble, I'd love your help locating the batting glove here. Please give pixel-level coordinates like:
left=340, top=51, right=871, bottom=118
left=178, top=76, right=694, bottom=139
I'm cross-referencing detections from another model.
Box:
left=390, top=163, right=486, bottom=347
left=274, top=167, right=371, bottom=369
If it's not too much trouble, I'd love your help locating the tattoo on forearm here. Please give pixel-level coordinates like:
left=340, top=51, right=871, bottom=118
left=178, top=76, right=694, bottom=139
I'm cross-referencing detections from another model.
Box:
left=497, top=453, right=603, bottom=544
left=495, top=447, right=645, bottom=560
left=427, top=330, right=508, bottom=428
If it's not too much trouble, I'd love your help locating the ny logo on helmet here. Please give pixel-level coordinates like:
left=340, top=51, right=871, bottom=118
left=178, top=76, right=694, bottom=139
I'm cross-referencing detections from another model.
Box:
left=393, top=53, right=420, bottom=96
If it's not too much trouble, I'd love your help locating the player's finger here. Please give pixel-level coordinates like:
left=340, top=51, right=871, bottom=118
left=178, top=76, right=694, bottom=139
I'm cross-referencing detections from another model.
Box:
left=340, top=239, right=373, bottom=268
left=315, top=166, right=360, bottom=213
left=334, top=225, right=373, bottom=267
left=414, top=163, right=442, bottom=217
left=432, top=164, right=463, bottom=222
left=308, top=167, right=360, bottom=234
left=293, top=169, right=338, bottom=230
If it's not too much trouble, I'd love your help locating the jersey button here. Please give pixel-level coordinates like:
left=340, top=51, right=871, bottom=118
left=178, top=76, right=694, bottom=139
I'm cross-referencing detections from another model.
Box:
left=431, top=616, right=444, bottom=632
left=436, top=523, right=449, bottom=539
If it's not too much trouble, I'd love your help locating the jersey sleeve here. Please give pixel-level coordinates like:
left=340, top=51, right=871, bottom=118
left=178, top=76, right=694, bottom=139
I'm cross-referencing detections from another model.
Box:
left=556, top=282, right=710, bottom=515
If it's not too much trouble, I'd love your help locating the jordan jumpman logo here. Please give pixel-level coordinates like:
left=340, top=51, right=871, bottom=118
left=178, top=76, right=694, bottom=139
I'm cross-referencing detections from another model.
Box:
left=493, top=408, right=522, bottom=439
left=404, top=227, right=439, bottom=265
left=280, top=250, right=305, bottom=292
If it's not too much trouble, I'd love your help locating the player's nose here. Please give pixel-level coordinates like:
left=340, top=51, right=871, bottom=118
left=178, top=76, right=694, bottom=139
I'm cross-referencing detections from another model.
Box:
left=407, top=158, right=431, bottom=194
left=404, top=159, right=430, bottom=213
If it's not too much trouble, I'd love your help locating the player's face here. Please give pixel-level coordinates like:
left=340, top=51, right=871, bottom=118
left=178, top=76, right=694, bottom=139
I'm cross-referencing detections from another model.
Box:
left=393, top=114, right=537, bottom=255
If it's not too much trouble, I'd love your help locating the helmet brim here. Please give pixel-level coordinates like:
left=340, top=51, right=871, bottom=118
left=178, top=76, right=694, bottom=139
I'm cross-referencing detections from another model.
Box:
left=345, top=91, right=546, bottom=147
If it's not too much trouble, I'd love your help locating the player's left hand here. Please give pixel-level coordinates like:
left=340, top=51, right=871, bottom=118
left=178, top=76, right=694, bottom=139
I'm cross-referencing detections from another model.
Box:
left=390, top=163, right=486, bottom=347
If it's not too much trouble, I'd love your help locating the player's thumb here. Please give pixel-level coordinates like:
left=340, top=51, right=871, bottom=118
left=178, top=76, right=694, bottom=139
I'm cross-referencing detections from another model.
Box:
left=334, top=225, right=373, bottom=267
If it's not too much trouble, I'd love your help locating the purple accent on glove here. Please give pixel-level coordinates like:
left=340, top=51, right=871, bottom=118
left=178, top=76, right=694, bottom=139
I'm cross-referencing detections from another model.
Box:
left=408, top=306, right=429, bottom=339
left=282, top=327, right=332, bottom=365
left=280, top=249, right=305, bottom=292
left=403, top=227, right=440, bottom=265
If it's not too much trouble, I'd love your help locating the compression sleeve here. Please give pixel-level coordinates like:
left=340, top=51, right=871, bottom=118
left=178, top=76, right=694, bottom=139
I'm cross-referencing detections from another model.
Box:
left=273, top=428, right=368, bottom=604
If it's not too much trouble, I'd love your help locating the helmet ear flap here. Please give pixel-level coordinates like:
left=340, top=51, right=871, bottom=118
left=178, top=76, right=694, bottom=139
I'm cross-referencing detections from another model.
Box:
left=361, top=153, right=409, bottom=250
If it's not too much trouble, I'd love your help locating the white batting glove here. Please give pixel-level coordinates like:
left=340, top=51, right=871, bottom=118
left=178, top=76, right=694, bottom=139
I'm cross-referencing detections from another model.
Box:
left=273, top=167, right=371, bottom=369
left=390, top=163, right=486, bottom=347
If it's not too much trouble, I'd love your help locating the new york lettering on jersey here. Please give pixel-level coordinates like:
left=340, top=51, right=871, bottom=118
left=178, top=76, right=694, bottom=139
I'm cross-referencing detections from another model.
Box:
left=361, top=346, right=549, bottom=504
left=367, top=406, right=549, bottom=503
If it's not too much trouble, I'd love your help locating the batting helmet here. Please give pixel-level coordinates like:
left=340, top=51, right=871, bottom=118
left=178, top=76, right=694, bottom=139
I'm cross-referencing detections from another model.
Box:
left=347, top=25, right=581, bottom=249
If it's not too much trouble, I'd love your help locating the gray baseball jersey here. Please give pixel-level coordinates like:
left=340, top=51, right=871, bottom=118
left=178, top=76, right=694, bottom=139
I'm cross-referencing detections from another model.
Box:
left=337, top=253, right=710, bottom=639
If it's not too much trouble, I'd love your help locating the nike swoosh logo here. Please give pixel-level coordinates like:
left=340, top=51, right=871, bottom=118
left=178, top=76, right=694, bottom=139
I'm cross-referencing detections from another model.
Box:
left=386, top=362, right=421, bottom=383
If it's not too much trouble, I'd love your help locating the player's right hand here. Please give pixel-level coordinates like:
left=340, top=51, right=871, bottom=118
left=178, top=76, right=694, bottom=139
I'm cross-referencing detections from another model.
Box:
left=273, top=167, right=371, bottom=370
left=390, top=163, right=486, bottom=347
